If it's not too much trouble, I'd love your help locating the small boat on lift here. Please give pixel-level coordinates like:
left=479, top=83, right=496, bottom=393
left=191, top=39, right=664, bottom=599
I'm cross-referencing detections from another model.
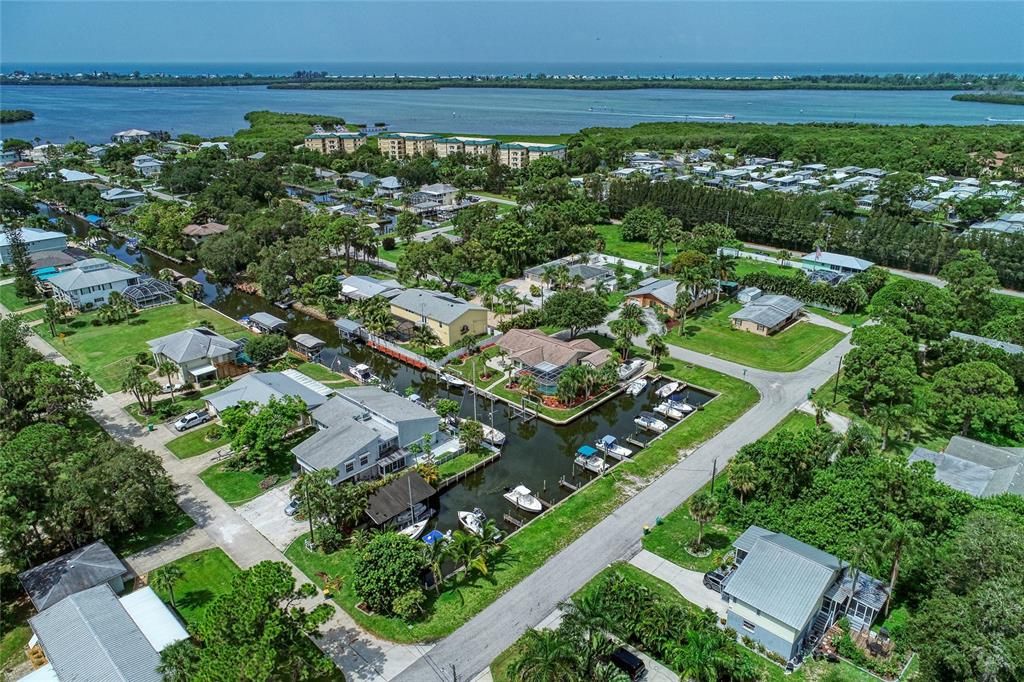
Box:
left=574, top=445, right=609, bottom=474
left=625, top=378, right=648, bottom=396
left=504, top=485, right=542, bottom=513
left=398, top=519, right=428, bottom=540
left=596, top=435, right=633, bottom=460
left=439, top=371, right=467, bottom=387
left=348, top=363, right=379, bottom=384
left=655, top=381, right=681, bottom=398
left=654, top=401, right=688, bottom=420
left=635, top=411, right=669, bottom=432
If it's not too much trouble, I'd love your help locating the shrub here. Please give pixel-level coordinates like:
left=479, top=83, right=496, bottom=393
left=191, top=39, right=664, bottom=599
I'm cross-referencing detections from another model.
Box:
left=245, top=333, right=288, bottom=365
left=392, top=588, right=426, bottom=621
left=382, top=236, right=397, bottom=250
left=352, top=532, right=426, bottom=615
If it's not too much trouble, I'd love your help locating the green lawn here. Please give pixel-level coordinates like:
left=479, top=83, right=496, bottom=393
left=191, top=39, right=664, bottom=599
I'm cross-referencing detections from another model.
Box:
left=166, top=423, right=227, bottom=458
left=0, top=623, right=31, bottom=676
left=108, top=507, right=196, bottom=557
left=39, top=303, right=250, bottom=392
left=490, top=377, right=612, bottom=422
left=767, top=410, right=819, bottom=436
left=437, top=449, right=492, bottom=479
left=149, top=548, right=240, bottom=626
left=668, top=301, right=845, bottom=372
left=377, top=242, right=408, bottom=263
left=0, top=283, right=42, bottom=312
left=733, top=258, right=799, bottom=279
left=124, top=391, right=209, bottom=425
left=445, top=347, right=505, bottom=390
left=592, top=223, right=671, bottom=266
left=286, top=353, right=758, bottom=643
left=200, top=452, right=296, bottom=506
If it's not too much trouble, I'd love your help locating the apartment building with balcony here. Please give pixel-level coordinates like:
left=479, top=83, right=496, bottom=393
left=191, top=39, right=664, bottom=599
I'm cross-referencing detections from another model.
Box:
left=376, top=132, right=442, bottom=159
left=303, top=131, right=367, bottom=155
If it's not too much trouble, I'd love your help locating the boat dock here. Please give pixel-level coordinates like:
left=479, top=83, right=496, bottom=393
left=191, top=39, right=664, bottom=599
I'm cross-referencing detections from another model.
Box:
left=436, top=449, right=502, bottom=492
left=558, top=476, right=579, bottom=492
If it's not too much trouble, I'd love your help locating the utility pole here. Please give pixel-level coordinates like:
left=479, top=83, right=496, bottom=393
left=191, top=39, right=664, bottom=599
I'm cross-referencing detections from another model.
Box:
left=833, top=354, right=844, bottom=405
left=710, top=456, right=718, bottom=494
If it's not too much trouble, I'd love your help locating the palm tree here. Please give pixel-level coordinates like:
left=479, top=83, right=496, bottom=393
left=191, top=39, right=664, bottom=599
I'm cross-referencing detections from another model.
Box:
left=619, top=302, right=644, bottom=326
left=422, top=536, right=449, bottom=594
left=108, top=291, right=129, bottom=322
left=673, top=287, right=694, bottom=335
left=158, top=360, right=179, bottom=403
left=609, top=317, right=643, bottom=361
left=517, top=372, right=538, bottom=405
left=880, top=517, right=921, bottom=615
left=150, top=565, right=184, bottom=608
left=122, top=361, right=157, bottom=413
left=451, top=531, right=489, bottom=576
left=648, top=215, right=672, bottom=272
left=479, top=282, right=498, bottom=310
left=507, top=630, right=579, bottom=682
left=157, top=268, right=177, bottom=283
left=97, top=303, right=118, bottom=325
left=867, top=402, right=912, bottom=451
left=597, top=361, right=618, bottom=392
left=183, top=280, right=203, bottom=309
left=42, top=299, right=62, bottom=336
left=412, top=324, right=440, bottom=349
left=672, top=629, right=725, bottom=682
left=688, top=492, right=719, bottom=549
left=728, top=461, right=757, bottom=504
left=647, top=333, right=667, bottom=369
left=712, top=252, right=736, bottom=302
left=847, top=529, right=882, bottom=604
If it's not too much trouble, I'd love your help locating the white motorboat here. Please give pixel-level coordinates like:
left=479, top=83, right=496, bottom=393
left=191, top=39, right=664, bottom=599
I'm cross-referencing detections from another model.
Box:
left=462, top=418, right=506, bottom=446
left=457, top=508, right=487, bottom=536
left=625, top=378, right=647, bottom=396
left=348, top=363, right=378, bottom=384
left=635, top=412, right=669, bottom=432
left=504, top=485, right=542, bottom=513
left=596, top=435, right=633, bottom=460
left=617, top=358, right=646, bottom=380
left=397, top=519, right=428, bottom=540
left=575, top=453, right=609, bottom=474
left=655, top=381, right=680, bottom=398
left=655, top=401, right=690, bottom=420
left=440, top=372, right=467, bottom=387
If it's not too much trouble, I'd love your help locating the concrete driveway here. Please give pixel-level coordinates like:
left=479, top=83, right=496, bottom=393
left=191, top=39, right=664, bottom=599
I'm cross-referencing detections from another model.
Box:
left=629, top=550, right=727, bottom=618
left=237, top=481, right=307, bottom=551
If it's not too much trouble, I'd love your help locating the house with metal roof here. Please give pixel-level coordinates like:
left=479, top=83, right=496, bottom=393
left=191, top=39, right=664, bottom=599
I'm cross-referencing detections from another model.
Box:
left=497, top=328, right=613, bottom=393
left=948, top=331, right=1024, bottom=356
left=132, top=154, right=164, bottom=178
left=204, top=369, right=333, bottom=415
left=247, top=311, right=287, bottom=334
left=0, top=227, right=67, bottom=266
left=47, top=258, right=141, bottom=309
left=909, top=436, right=1024, bottom=498
left=719, top=526, right=889, bottom=662
left=291, top=386, right=440, bottom=483
left=374, top=176, right=403, bottom=198
left=338, top=274, right=405, bottom=301
left=147, top=327, right=243, bottom=385
left=344, top=170, right=378, bottom=187
left=730, top=294, right=804, bottom=335
left=18, top=541, right=129, bottom=612
left=112, top=129, right=152, bottom=143
left=100, top=187, right=147, bottom=204
left=800, top=251, right=874, bottom=275
left=57, top=168, right=97, bottom=183
left=389, top=288, right=488, bottom=347
left=625, top=277, right=717, bottom=317
left=408, top=183, right=459, bottom=207
left=24, top=584, right=187, bottom=682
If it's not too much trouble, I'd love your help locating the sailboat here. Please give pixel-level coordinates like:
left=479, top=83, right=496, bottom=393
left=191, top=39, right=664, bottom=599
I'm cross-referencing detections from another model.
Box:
left=396, top=475, right=429, bottom=539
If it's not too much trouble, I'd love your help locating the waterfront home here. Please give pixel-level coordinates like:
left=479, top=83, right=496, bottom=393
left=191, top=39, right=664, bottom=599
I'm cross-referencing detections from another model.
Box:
left=132, top=154, right=164, bottom=177
left=409, top=183, right=459, bottom=207
left=0, top=147, right=21, bottom=164
left=434, top=136, right=499, bottom=159
left=338, top=274, right=405, bottom=301
left=28, top=144, right=64, bottom=163
left=47, top=258, right=141, bottom=309
left=344, top=170, right=378, bottom=187
left=303, top=131, right=366, bottom=155
left=376, top=132, right=441, bottom=160
left=18, top=541, right=129, bottom=612
left=291, top=386, right=440, bottom=483
left=199, top=141, right=230, bottom=152
left=389, top=288, right=488, bottom=346
left=948, top=330, right=1024, bottom=356
left=100, top=187, right=146, bottom=205
left=204, top=369, right=332, bottom=415
left=729, top=294, right=803, bottom=335
left=498, top=141, right=567, bottom=169
left=146, top=327, right=245, bottom=385
left=909, top=436, right=1024, bottom=498
left=25, top=584, right=187, bottom=682
left=4, top=160, right=38, bottom=177
left=112, top=128, right=152, bottom=144
left=181, top=220, right=229, bottom=243
left=0, top=226, right=67, bottom=266
left=374, top=176, right=403, bottom=198
left=497, top=328, right=613, bottom=394
left=625, top=277, right=716, bottom=317
left=57, top=168, right=97, bottom=183
left=800, top=251, right=874, bottom=275
left=719, top=526, right=889, bottom=662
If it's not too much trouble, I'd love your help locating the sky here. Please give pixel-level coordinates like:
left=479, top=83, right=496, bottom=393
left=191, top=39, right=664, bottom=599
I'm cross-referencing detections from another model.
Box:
left=2, top=1, right=1022, bottom=69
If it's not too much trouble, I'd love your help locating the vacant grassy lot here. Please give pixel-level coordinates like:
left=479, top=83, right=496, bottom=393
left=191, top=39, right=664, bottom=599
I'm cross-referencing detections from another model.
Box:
left=0, top=283, right=42, bottom=311
left=149, top=548, right=240, bottom=626
left=437, top=449, right=492, bottom=479
left=593, top=223, right=675, bottom=266
left=285, top=352, right=758, bottom=643
left=39, top=303, right=250, bottom=392
left=109, top=507, right=196, bottom=557
left=166, top=423, right=227, bottom=459
left=668, top=301, right=844, bottom=372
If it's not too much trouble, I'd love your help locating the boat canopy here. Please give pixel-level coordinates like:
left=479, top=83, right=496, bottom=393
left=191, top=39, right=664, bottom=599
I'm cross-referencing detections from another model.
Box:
left=599, top=435, right=617, bottom=448
left=577, top=445, right=598, bottom=457
left=423, top=530, right=445, bottom=545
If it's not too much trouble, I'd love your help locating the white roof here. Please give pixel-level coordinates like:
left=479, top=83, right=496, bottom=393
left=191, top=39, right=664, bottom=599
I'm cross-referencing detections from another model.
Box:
left=0, top=226, right=66, bottom=248
left=119, top=587, right=189, bottom=652
left=802, top=251, right=874, bottom=270
left=114, top=129, right=151, bottom=137
left=58, top=168, right=97, bottom=182
left=101, top=188, right=146, bottom=201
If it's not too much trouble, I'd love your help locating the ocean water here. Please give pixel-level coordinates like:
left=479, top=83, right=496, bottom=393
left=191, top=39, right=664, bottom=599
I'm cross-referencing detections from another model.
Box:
left=2, top=84, right=1022, bottom=143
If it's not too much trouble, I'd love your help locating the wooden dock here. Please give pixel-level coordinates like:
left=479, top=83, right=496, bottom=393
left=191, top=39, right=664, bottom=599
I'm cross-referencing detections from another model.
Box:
left=436, top=450, right=502, bottom=492
left=503, top=514, right=526, bottom=529
left=558, top=476, right=579, bottom=492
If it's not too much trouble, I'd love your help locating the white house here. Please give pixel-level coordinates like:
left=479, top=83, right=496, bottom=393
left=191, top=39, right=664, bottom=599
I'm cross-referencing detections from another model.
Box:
left=100, top=187, right=147, bottom=205
left=47, top=258, right=141, bottom=309
left=57, top=168, right=97, bottom=183
left=408, top=183, right=458, bottom=207
left=112, top=129, right=152, bottom=144
left=0, top=227, right=68, bottom=266
left=132, top=154, right=164, bottom=178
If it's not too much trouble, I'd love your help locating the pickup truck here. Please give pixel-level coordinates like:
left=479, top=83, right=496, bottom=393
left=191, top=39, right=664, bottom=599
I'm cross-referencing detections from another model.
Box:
left=173, top=410, right=211, bottom=432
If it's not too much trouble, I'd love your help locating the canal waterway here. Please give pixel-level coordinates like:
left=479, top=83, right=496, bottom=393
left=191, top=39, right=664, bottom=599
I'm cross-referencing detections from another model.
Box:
left=3, top=84, right=1023, bottom=144
left=56, top=212, right=714, bottom=535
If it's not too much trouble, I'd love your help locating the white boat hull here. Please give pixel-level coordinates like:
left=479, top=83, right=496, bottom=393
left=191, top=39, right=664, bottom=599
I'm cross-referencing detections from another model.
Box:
left=398, top=519, right=428, bottom=540
left=655, top=382, right=680, bottom=398
left=458, top=511, right=484, bottom=536
left=504, top=486, right=542, bottom=513
left=575, top=455, right=609, bottom=474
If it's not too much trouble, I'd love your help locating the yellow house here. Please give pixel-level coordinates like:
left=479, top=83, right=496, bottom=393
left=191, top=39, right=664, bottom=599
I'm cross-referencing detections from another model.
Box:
left=303, top=132, right=366, bottom=154
left=389, top=288, right=488, bottom=346
left=376, top=132, right=441, bottom=159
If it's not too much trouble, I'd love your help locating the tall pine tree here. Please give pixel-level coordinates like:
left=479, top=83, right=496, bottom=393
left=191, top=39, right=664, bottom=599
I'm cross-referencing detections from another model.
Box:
left=3, top=225, right=36, bottom=299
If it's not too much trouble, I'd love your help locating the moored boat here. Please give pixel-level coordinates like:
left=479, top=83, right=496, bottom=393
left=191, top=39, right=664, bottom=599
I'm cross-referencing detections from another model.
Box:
left=348, top=363, right=378, bottom=384
left=398, top=519, right=428, bottom=540
left=574, top=445, right=609, bottom=474
left=655, top=381, right=680, bottom=398
left=461, top=418, right=506, bottom=446
left=458, top=507, right=493, bottom=536
left=625, top=378, right=647, bottom=396
left=596, top=435, right=633, bottom=460
left=503, top=484, right=542, bottom=513
left=439, top=372, right=467, bottom=387
left=635, top=411, right=669, bottom=432
left=654, top=401, right=686, bottom=420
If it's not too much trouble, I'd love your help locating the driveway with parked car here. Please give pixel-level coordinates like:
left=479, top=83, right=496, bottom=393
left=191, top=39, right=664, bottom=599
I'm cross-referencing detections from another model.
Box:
left=236, top=482, right=307, bottom=551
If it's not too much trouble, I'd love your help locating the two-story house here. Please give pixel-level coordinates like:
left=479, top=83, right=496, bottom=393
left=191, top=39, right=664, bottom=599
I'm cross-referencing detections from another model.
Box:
left=291, top=386, right=440, bottom=483
left=146, top=327, right=245, bottom=385
left=47, top=258, right=141, bottom=309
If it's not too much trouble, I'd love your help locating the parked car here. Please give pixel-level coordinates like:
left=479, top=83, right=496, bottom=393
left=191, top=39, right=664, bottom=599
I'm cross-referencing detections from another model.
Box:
left=173, top=410, right=210, bottom=432
left=284, top=498, right=301, bottom=517
left=161, top=382, right=186, bottom=394
left=609, top=647, right=646, bottom=681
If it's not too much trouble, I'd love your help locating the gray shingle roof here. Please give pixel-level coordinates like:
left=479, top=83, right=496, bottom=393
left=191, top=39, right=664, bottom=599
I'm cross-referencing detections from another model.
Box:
left=626, top=278, right=679, bottom=307
left=19, top=541, right=126, bottom=612
left=30, top=584, right=162, bottom=682
left=725, top=530, right=844, bottom=630
left=147, top=327, right=239, bottom=364
left=389, top=288, right=485, bottom=325
left=910, top=436, right=1024, bottom=497
left=47, top=259, right=138, bottom=294
left=729, top=294, right=803, bottom=329
left=365, top=471, right=436, bottom=524
left=205, top=371, right=331, bottom=413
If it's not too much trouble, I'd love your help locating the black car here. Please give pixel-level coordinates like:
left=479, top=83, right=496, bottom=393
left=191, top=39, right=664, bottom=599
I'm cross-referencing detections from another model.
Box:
left=609, top=647, right=646, bottom=681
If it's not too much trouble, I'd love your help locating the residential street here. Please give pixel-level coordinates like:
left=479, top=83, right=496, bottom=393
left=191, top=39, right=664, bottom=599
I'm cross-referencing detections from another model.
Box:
left=396, top=329, right=852, bottom=681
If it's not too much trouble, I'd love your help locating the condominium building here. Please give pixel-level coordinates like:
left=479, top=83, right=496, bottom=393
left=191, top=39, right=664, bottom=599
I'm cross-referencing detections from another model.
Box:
left=376, top=132, right=442, bottom=159
left=303, top=132, right=367, bottom=155
left=434, top=136, right=499, bottom=159
left=499, top=141, right=567, bottom=169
